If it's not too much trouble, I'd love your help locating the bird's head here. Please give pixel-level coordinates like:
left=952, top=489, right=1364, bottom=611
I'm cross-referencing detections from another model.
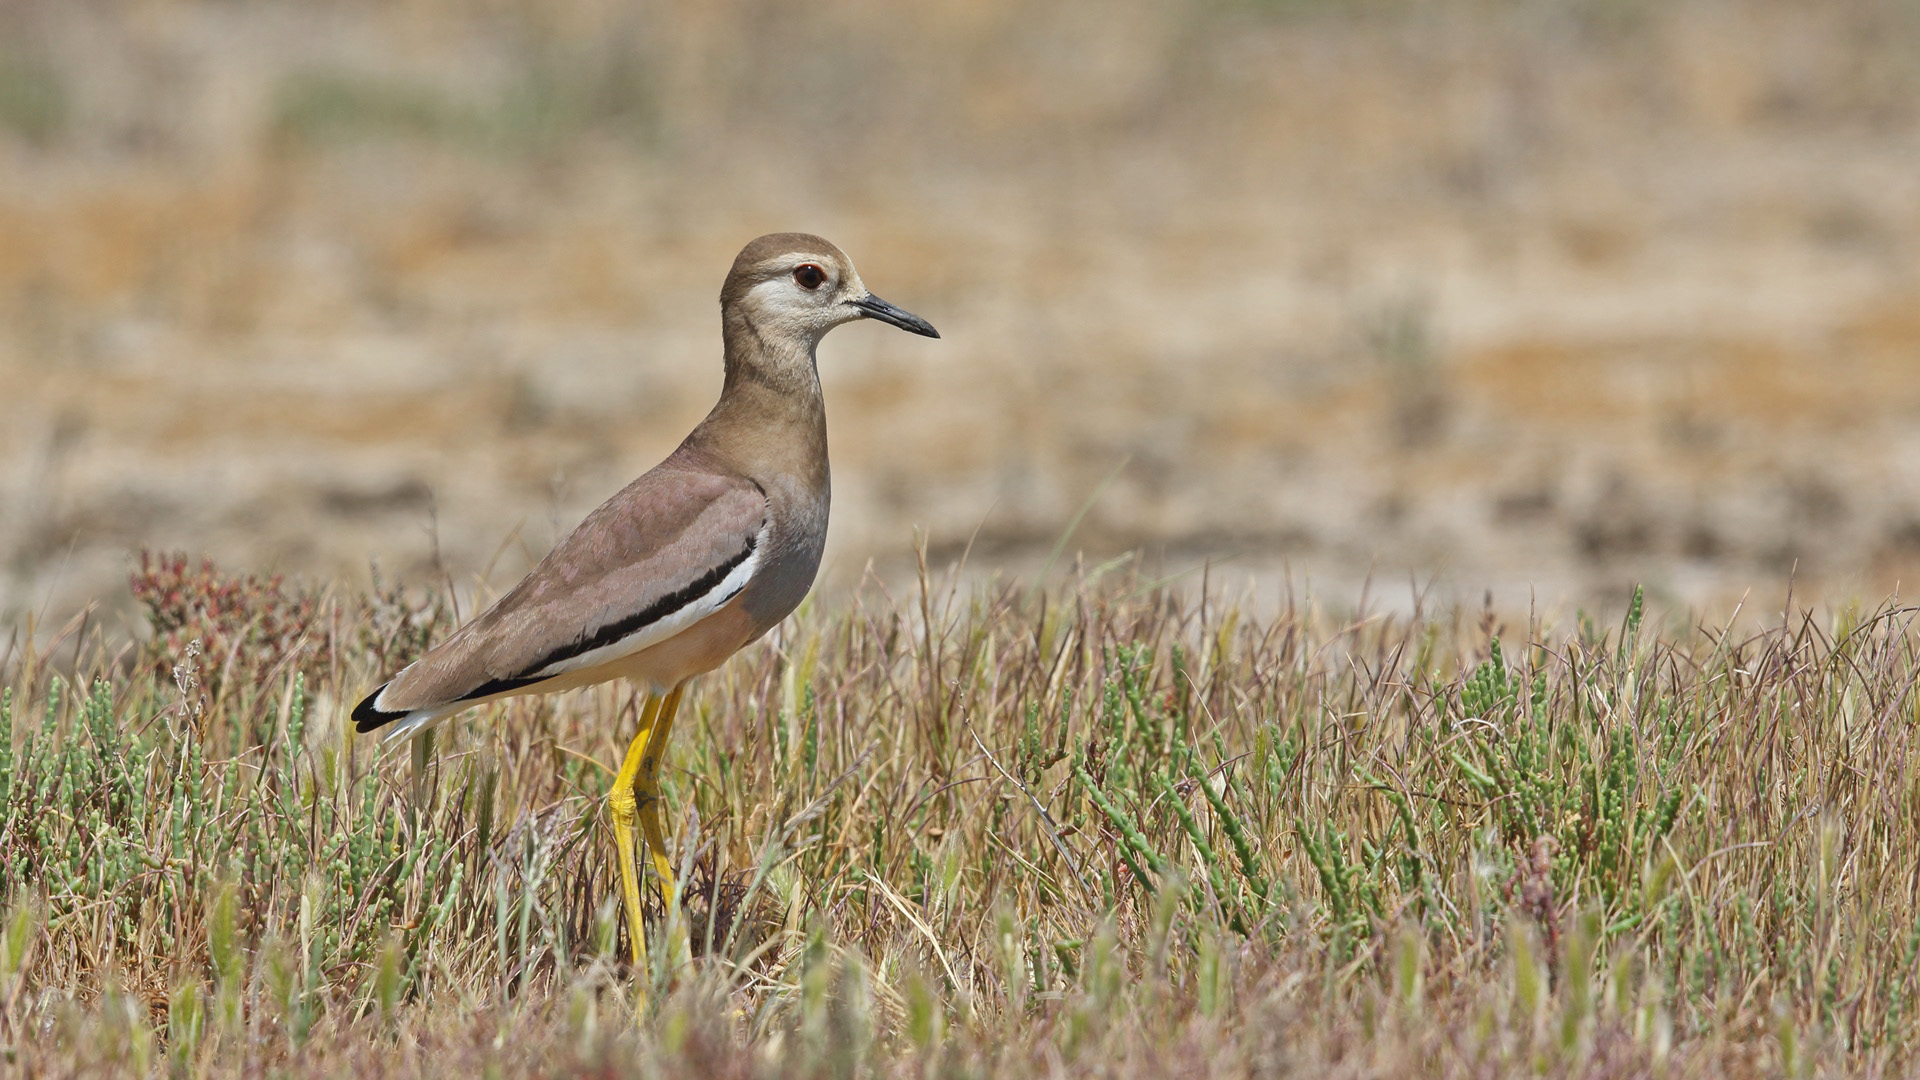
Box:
left=720, top=233, right=939, bottom=356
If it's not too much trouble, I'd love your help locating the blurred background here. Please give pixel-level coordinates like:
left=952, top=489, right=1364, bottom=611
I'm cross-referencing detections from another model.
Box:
left=2, top=0, right=1918, bottom=630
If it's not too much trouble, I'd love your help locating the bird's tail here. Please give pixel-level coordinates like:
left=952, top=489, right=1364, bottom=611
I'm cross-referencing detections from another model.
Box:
left=352, top=682, right=448, bottom=742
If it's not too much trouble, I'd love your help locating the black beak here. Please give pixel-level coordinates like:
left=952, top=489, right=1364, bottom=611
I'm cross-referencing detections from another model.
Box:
left=847, top=293, right=940, bottom=338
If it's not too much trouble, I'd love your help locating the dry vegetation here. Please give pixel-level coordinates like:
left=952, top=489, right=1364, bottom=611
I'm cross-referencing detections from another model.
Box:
left=4, top=556, right=1920, bottom=1076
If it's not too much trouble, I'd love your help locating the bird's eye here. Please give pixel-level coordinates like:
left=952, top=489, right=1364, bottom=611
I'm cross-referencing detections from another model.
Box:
left=792, top=264, right=826, bottom=290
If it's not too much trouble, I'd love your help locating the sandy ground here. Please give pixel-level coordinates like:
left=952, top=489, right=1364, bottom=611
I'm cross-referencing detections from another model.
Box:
left=2, top=0, right=1918, bottom=631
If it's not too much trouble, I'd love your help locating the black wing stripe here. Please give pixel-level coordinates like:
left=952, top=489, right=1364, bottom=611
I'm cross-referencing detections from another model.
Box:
left=513, top=532, right=759, bottom=681
left=456, top=674, right=552, bottom=703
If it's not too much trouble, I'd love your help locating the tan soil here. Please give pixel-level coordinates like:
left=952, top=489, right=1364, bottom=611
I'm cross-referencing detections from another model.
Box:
left=3, top=0, right=1918, bottom=630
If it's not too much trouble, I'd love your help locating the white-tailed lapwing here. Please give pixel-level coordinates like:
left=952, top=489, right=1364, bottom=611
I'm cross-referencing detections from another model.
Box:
left=352, top=233, right=938, bottom=1010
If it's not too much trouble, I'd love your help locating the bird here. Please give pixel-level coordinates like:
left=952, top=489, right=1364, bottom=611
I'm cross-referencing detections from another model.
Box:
left=350, top=233, right=938, bottom=1009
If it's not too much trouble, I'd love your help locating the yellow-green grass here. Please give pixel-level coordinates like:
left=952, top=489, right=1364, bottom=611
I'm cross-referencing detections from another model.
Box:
left=3, top=557, right=1919, bottom=1077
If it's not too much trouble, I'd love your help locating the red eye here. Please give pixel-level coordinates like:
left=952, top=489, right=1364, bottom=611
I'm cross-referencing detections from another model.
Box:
left=793, top=264, right=826, bottom=290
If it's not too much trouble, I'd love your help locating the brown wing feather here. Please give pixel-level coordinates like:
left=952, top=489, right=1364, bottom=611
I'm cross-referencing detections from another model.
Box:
left=360, top=460, right=767, bottom=721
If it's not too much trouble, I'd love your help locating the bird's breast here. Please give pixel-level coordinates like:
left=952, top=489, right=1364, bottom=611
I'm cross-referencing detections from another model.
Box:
left=739, top=484, right=827, bottom=631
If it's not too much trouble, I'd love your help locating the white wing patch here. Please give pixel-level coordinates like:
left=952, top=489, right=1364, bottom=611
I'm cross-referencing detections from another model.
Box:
left=526, top=536, right=763, bottom=681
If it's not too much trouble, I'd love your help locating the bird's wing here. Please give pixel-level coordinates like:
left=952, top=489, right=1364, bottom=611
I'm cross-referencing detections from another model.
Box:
left=354, top=464, right=768, bottom=732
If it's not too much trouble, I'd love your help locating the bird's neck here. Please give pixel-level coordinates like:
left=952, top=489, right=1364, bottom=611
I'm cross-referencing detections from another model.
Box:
left=693, top=321, right=829, bottom=496
left=720, top=314, right=824, bottom=401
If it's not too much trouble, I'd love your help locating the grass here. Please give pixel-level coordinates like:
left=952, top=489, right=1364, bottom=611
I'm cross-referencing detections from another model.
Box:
left=3, top=556, right=1920, bottom=1077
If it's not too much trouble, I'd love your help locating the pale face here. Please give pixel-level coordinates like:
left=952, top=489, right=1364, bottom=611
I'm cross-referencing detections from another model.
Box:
left=736, top=250, right=939, bottom=348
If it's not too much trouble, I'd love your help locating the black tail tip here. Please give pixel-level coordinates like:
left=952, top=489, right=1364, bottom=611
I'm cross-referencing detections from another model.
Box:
left=352, top=683, right=404, bottom=733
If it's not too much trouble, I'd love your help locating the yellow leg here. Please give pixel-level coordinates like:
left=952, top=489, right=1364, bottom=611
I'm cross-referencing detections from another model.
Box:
left=609, top=693, right=664, bottom=1011
left=636, top=685, right=685, bottom=893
